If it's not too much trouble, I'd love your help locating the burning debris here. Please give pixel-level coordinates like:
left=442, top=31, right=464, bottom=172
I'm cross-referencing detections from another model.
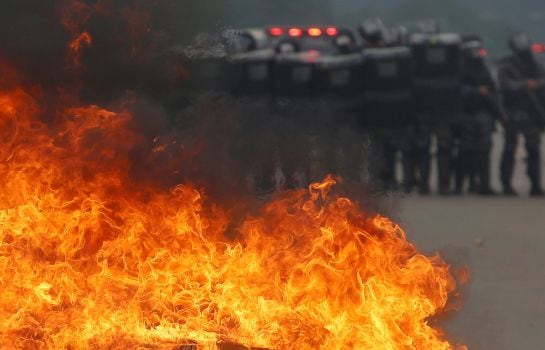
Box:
left=0, top=1, right=467, bottom=349
left=0, top=85, right=465, bottom=348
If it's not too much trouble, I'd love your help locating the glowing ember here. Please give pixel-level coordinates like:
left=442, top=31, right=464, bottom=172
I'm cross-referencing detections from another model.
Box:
left=68, top=31, right=93, bottom=66
left=60, top=0, right=96, bottom=68
left=0, top=84, right=466, bottom=349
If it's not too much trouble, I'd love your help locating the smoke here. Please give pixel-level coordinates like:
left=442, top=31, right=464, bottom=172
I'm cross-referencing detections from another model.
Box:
left=0, top=0, right=392, bottom=216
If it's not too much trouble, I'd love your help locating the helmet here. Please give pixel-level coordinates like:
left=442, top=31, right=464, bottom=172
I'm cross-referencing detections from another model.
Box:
left=333, top=28, right=357, bottom=54
left=359, top=18, right=387, bottom=47
left=509, top=32, right=533, bottom=54
left=462, top=35, right=486, bottom=60
left=417, top=19, right=441, bottom=34
left=387, top=26, right=409, bottom=46
left=275, top=39, right=300, bottom=54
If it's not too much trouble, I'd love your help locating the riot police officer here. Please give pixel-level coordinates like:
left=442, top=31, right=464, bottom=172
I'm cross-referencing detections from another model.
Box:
left=455, top=36, right=506, bottom=195
left=360, top=20, right=415, bottom=191
left=410, top=27, right=463, bottom=195
left=230, top=43, right=277, bottom=195
left=498, top=33, right=545, bottom=196
left=311, top=31, right=364, bottom=184
left=272, top=26, right=362, bottom=189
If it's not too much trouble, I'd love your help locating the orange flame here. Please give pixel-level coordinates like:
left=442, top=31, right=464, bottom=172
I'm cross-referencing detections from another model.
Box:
left=0, top=85, right=466, bottom=349
left=68, top=31, right=93, bottom=67
left=60, top=0, right=96, bottom=68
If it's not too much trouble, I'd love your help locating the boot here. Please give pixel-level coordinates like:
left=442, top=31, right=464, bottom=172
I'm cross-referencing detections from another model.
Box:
left=503, top=185, right=518, bottom=196
left=500, top=150, right=515, bottom=196
left=418, top=150, right=431, bottom=195
left=530, top=187, right=545, bottom=197
left=437, top=150, right=452, bottom=196
left=478, top=151, right=495, bottom=196
left=527, top=148, right=543, bottom=197
left=479, top=187, right=497, bottom=196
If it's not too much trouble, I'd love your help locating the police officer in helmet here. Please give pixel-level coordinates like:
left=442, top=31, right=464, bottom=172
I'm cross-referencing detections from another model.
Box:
left=455, top=36, right=506, bottom=195
left=409, top=22, right=464, bottom=195
left=360, top=19, right=415, bottom=191
left=498, top=33, right=545, bottom=196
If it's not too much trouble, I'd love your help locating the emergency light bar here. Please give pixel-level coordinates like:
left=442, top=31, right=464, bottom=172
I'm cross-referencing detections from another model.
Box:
left=268, top=27, right=284, bottom=37
left=307, top=27, right=323, bottom=37
left=288, top=28, right=303, bottom=37
left=326, top=27, right=339, bottom=36
left=268, top=26, right=340, bottom=38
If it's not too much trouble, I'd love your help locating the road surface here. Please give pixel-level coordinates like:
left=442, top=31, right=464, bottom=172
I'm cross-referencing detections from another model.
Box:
left=396, top=195, right=545, bottom=350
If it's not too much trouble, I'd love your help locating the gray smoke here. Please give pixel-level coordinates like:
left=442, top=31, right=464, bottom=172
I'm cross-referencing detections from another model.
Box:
left=0, top=0, right=392, bottom=216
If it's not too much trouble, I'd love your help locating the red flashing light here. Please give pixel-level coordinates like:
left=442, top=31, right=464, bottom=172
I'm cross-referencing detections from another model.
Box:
left=308, top=27, right=323, bottom=37
left=288, top=28, right=303, bottom=37
left=326, top=27, right=339, bottom=36
left=269, top=27, right=284, bottom=37
left=532, top=43, right=543, bottom=53
left=479, top=48, right=488, bottom=57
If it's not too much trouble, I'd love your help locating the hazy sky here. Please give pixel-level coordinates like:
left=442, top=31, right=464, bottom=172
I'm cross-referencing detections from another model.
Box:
left=223, top=0, right=545, bottom=53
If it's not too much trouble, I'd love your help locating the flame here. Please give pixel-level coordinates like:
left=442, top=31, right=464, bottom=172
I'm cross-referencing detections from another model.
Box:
left=0, top=85, right=466, bottom=349
left=68, top=32, right=93, bottom=67
left=60, top=0, right=96, bottom=68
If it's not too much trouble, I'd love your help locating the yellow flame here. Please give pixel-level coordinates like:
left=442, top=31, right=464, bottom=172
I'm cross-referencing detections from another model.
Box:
left=0, top=87, right=466, bottom=349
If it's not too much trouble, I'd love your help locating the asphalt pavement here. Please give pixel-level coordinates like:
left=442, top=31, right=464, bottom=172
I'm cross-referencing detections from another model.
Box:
left=380, top=129, right=545, bottom=349
left=395, top=195, right=545, bottom=350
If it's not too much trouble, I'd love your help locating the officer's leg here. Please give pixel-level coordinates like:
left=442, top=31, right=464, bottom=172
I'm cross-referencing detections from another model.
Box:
left=368, top=130, right=387, bottom=190
left=500, top=123, right=518, bottom=195
left=477, top=150, right=493, bottom=194
left=399, top=126, right=415, bottom=193
left=382, top=134, right=398, bottom=191
left=280, top=118, right=304, bottom=189
left=464, top=150, right=479, bottom=194
left=436, top=122, right=454, bottom=195
left=325, top=127, right=342, bottom=178
left=400, top=129, right=416, bottom=193
left=477, top=132, right=494, bottom=195
left=251, top=111, right=278, bottom=195
left=468, top=151, right=480, bottom=193
left=455, top=150, right=472, bottom=194
left=340, top=126, right=363, bottom=183
left=475, top=115, right=496, bottom=195
left=468, top=126, right=482, bottom=194
left=414, top=121, right=432, bottom=194
left=453, top=122, right=469, bottom=194
left=523, top=123, right=544, bottom=196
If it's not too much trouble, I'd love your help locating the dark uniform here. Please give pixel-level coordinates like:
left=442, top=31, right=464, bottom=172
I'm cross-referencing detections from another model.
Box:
left=410, top=32, right=463, bottom=195
left=361, top=46, right=414, bottom=191
left=498, top=33, right=545, bottom=196
left=358, top=19, right=414, bottom=191
left=455, top=37, right=505, bottom=195
left=312, top=51, right=365, bottom=183
left=231, top=47, right=277, bottom=195
left=272, top=28, right=362, bottom=188
left=273, top=49, right=316, bottom=189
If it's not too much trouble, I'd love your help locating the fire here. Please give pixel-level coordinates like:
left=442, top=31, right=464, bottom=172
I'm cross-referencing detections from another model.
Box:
left=60, top=0, right=96, bottom=68
left=68, top=31, right=93, bottom=66
left=0, top=84, right=466, bottom=349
